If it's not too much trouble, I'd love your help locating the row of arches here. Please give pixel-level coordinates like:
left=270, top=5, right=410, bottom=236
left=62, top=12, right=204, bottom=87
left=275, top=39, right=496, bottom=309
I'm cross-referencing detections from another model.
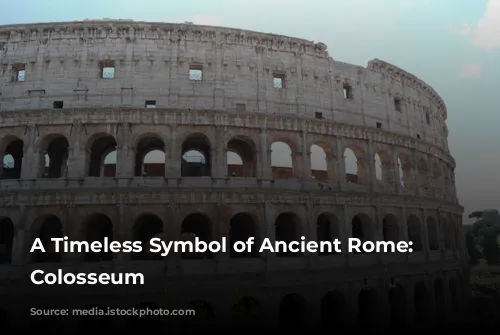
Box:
left=4, top=277, right=464, bottom=332
left=0, top=133, right=454, bottom=193
left=0, top=211, right=461, bottom=264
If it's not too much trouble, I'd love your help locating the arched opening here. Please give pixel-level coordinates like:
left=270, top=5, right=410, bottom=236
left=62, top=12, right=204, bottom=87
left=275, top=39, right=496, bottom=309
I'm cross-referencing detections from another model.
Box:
left=351, top=214, right=374, bottom=253
left=414, top=282, right=431, bottom=324
left=134, top=135, right=165, bottom=177
left=316, top=213, right=340, bottom=255
left=357, top=289, right=379, bottom=326
left=274, top=212, right=302, bottom=257
left=232, top=297, right=264, bottom=330
left=388, top=284, right=407, bottom=326
left=321, top=290, right=349, bottom=330
left=374, top=152, right=382, bottom=181
left=271, top=141, right=294, bottom=179
left=344, top=147, right=363, bottom=184
left=417, top=158, right=429, bottom=190
left=397, top=154, right=412, bottom=188
left=440, top=218, right=452, bottom=250
left=83, top=214, right=113, bottom=261
left=1, top=137, right=23, bottom=179
left=33, top=215, right=63, bottom=263
left=39, top=135, right=70, bottom=178
left=382, top=214, right=399, bottom=243
left=229, top=213, right=259, bottom=258
left=407, top=215, right=423, bottom=251
left=181, top=133, right=211, bottom=177
left=449, top=277, right=459, bottom=315
left=227, top=136, right=256, bottom=177
left=426, top=217, right=439, bottom=250
left=310, top=144, right=328, bottom=181
left=434, top=278, right=446, bottom=322
left=0, top=217, right=14, bottom=264
left=132, top=214, right=163, bottom=260
left=87, top=134, right=117, bottom=177
left=79, top=304, right=110, bottom=335
left=180, top=213, right=212, bottom=259
left=129, top=302, right=162, bottom=332
left=278, top=294, right=307, bottom=331
left=27, top=304, right=63, bottom=331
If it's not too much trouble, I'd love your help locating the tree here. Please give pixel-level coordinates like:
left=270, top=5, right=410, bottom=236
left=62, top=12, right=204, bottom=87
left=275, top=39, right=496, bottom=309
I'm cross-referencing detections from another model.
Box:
left=467, top=209, right=500, bottom=264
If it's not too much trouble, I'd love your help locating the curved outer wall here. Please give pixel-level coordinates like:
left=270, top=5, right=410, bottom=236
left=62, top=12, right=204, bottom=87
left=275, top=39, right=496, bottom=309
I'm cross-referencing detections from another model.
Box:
left=0, top=21, right=466, bottom=328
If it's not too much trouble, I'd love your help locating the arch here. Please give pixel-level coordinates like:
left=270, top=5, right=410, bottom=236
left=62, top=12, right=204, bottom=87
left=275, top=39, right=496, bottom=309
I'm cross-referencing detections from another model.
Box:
left=388, top=284, right=407, bottom=326
left=351, top=214, right=374, bottom=252
left=79, top=304, right=110, bottom=335
left=374, top=149, right=391, bottom=184
left=180, top=213, right=213, bottom=259
left=33, top=215, right=63, bottom=263
left=83, top=214, right=113, bottom=261
left=426, top=217, right=439, bottom=250
left=128, top=302, right=162, bottom=332
left=0, top=136, right=24, bottom=179
left=407, top=215, right=423, bottom=251
left=232, top=297, right=265, bottom=330
left=38, top=134, right=69, bottom=178
left=449, top=277, right=459, bottom=315
left=0, top=217, right=14, bottom=264
left=134, top=135, right=165, bottom=177
left=181, top=133, right=211, bottom=177
left=357, top=288, right=379, bottom=326
left=229, top=212, right=259, bottom=258
left=132, top=213, right=163, bottom=260
left=274, top=212, right=302, bottom=257
left=27, top=304, right=63, bottom=331
left=434, top=278, right=446, bottom=322
left=227, top=136, right=256, bottom=177
left=397, top=153, right=411, bottom=187
left=271, top=141, right=294, bottom=179
left=278, top=294, right=307, bottom=331
left=374, top=152, right=382, bottom=181
left=320, top=290, right=349, bottom=330
left=440, top=217, right=452, bottom=250
left=382, top=214, right=399, bottom=243
left=316, top=212, right=340, bottom=255
left=344, top=146, right=364, bottom=184
left=310, top=144, right=328, bottom=181
left=416, top=158, right=429, bottom=190
left=414, top=282, right=431, bottom=324
left=86, top=133, right=117, bottom=177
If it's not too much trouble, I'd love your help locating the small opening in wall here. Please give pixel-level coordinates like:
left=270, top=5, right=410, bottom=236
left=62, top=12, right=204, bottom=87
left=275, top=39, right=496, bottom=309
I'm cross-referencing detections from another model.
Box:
left=235, top=103, right=246, bottom=112
left=53, top=101, right=64, bottom=109
left=12, top=63, right=26, bottom=82
left=145, top=100, right=156, bottom=109
left=189, top=65, right=203, bottom=81
left=394, top=97, right=401, bottom=112
left=99, top=60, right=115, bottom=79
left=343, top=84, right=353, bottom=99
left=425, top=111, right=431, bottom=125
left=416, top=134, right=421, bottom=139
left=273, top=72, right=285, bottom=89
left=315, top=112, right=323, bottom=119
left=376, top=122, right=382, bottom=129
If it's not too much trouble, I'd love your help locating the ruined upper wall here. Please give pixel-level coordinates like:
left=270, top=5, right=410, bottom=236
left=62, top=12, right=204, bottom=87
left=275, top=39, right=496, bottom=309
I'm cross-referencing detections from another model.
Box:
left=0, top=20, right=450, bottom=152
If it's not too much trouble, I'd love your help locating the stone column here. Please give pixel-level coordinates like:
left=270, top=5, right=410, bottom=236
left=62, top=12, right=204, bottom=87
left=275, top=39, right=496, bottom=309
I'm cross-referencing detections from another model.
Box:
left=366, top=140, right=376, bottom=191
left=166, top=126, right=181, bottom=178
left=63, top=206, right=83, bottom=263
left=259, top=129, right=271, bottom=180
left=326, top=152, right=336, bottom=184
left=392, top=150, right=402, bottom=194
left=335, top=138, right=346, bottom=190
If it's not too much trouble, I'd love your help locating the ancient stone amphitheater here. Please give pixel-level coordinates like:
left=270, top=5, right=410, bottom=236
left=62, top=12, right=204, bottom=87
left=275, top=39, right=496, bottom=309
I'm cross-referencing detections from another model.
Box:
left=0, top=20, right=467, bottom=331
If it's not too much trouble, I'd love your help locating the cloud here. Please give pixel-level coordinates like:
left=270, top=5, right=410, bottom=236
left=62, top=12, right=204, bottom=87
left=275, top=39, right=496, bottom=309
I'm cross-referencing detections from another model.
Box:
left=458, top=24, right=471, bottom=36
left=459, top=63, right=483, bottom=79
left=467, top=0, right=500, bottom=50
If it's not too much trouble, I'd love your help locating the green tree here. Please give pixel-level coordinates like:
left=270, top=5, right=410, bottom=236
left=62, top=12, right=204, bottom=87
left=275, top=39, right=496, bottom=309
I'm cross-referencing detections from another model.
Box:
left=467, top=210, right=500, bottom=264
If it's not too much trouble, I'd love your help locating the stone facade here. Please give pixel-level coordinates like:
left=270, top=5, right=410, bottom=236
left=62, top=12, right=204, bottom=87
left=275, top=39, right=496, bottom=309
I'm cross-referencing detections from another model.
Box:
left=0, top=20, right=466, bottom=329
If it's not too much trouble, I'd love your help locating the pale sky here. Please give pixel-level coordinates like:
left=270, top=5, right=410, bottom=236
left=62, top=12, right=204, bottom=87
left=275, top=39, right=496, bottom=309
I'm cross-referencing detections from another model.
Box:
left=1, top=0, right=499, bottom=223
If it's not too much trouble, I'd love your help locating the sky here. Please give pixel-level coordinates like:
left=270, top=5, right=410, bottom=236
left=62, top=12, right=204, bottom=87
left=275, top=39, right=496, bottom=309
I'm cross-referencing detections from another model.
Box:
left=0, top=0, right=498, bottom=224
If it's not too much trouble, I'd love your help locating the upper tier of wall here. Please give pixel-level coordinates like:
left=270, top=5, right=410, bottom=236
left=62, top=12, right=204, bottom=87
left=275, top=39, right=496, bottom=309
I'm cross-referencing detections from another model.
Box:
left=0, top=20, right=450, bottom=151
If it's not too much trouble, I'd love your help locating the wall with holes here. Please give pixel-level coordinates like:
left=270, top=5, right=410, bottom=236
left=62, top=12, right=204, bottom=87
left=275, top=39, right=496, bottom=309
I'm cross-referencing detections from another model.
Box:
left=0, top=20, right=449, bottom=152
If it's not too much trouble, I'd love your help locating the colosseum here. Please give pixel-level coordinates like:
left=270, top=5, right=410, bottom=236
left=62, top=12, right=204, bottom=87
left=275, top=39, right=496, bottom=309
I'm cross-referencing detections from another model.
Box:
left=0, top=20, right=467, bottom=332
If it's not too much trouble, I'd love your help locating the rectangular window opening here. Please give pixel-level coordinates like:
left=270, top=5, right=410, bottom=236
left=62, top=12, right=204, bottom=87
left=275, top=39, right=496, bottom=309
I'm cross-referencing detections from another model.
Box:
left=189, top=65, right=203, bottom=81
left=99, top=60, right=116, bottom=79
left=145, top=100, right=156, bottom=109
left=394, top=97, right=401, bottom=112
left=417, top=134, right=421, bottom=139
left=53, top=101, right=64, bottom=109
left=235, top=103, right=246, bottom=112
left=315, top=112, right=323, bottom=119
left=425, top=111, right=431, bottom=125
left=343, top=84, right=353, bottom=99
left=12, top=64, right=26, bottom=82
left=376, top=122, right=382, bottom=129
left=273, top=73, right=285, bottom=89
